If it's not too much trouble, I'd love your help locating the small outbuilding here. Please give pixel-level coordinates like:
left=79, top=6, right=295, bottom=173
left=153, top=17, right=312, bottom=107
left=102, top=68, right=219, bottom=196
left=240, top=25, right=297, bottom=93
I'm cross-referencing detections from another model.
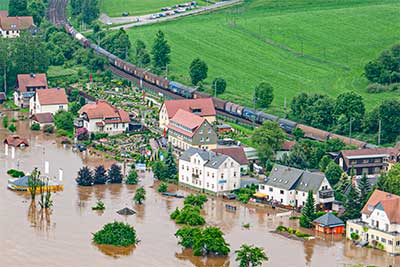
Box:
left=312, top=213, right=345, bottom=235
left=31, top=112, right=54, bottom=127
left=4, top=135, right=29, bottom=147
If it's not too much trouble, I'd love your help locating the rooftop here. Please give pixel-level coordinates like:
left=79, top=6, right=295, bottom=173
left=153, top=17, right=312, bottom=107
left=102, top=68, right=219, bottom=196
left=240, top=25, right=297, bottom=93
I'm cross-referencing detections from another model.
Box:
left=313, top=213, right=344, bottom=227
left=162, top=98, right=216, bottom=118
left=79, top=100, right=130, bottom=123
left=180, top=147, right=236, bottom=169
left=168, top=109, right=206, bottom=137
left=36, top=88, right=68, bottom=105
left=0, top=11, right=8, bottom=18
left=362, top=189, right=400, bottom=224
left=212, top=147, right=248, bottom=166
left=17, top=73, right=48, bottom=93
left=0, top=16, right=34, bottom=31
left=31, top=113, right=54, bottom=124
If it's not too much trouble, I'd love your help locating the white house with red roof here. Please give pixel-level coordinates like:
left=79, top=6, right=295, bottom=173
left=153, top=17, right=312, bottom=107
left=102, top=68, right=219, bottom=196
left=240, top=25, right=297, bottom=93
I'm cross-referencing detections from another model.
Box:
left=29, top=88, right=68, bottom=115
left=159, top=98, right=216, bottom=131
left=347, top=189, right=400, bottom=254
left=0, top=16, right=34, bottom=38
left=77, top=100, right=130, bottom=135
left=168, top=109, right=218, bottom=150
left=14, top=73, right=48, bottom=108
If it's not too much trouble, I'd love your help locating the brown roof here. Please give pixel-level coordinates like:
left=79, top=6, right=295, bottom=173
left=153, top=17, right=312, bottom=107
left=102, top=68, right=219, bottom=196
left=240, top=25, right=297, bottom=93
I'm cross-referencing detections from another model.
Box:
left=168, top=109, right=206, bottom=137
left=341, top=147, right=397, bottom=158
left=361, top=190, right=400, bottom=221
left=0, top=11, right=8, bottom=17
left=212, top=147, right=248, bottom=166
left=297, top=124, right=330, bottom=141
left=36, top=88, right=68, bottom=105
left=17, top=74, right=48, bottom=93
left=31, top=113, right=54, bottom=124
left=282, top=140, right=296, bottom=151
left=162, top=98, right=216, bottom=119
left=78, top=100, right=130, bottom=123
left=0, top=16, right=34, bottom=31
left=4, top=135, right=29, bottom=147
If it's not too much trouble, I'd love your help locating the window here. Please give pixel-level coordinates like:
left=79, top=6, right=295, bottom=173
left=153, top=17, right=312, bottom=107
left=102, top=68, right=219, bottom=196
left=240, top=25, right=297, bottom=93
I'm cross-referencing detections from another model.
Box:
left=280, top=199, right=283, bottom=203
left=381, top=237, right=386, bottom=243
left=350, top=228, right=354, bottom=233
left=212, top=184, right=214, bottom=189
left=207, top=172, right=209, bottom=177
left=221, top=173, right=224, bottom=179
left=182, top=165, right=184, bottom=170
left=260, top=185, right=265, bottom=190
left=224, top=163, right=227, bottom=168
left=371, top=234, right=374, bottom=239
left=234, top=172, right=237, bottom=177
left=212, top=173, right=214, bottom=178
left=388, top=240, right=393, bottom=245
left=355, top=230, right=359, bottom=234
left=396, top=241, right=400, bottom=246
left=207, top=183, right=209, bottom=188
left=269, top=187, right=273, bottom=192
left=208, top=128, right=211, bottom=134
left=59, top=105, right=64, bottom=110
left=231, top=162, right=234, bottom=167
left=280, top=190, right=284, bottom=195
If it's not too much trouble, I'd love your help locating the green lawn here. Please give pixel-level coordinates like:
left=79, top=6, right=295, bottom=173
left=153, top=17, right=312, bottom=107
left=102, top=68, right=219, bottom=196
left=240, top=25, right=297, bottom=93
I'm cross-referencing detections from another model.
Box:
left=126, top=0, right=400, bottom=115
left=99, top=0, right=210, bottom=17
left=0, top=0, right=9, bottom=10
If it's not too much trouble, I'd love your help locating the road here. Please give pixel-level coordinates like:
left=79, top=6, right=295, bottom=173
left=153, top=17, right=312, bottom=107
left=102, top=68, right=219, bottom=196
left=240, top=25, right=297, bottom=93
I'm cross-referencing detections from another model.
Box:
left=102, top=0, right=241, bottom=30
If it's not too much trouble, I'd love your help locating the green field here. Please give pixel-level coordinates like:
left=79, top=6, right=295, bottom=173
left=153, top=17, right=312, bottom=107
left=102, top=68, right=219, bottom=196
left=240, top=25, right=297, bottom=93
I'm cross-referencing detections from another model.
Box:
left=0, top=0, right=9, bottom=10
left=100, top=0, right=209, bottom=17
left=126, top=0, right=400, bottom=114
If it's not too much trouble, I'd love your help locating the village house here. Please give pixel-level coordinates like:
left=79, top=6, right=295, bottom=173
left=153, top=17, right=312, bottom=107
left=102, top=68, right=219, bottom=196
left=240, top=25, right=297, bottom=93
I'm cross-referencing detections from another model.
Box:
left=29, top=88, right=68, bottom=115
left=14, top=73, right=48, bottom=108
left=159, top=98, right=216, bottom=130
left=0, top=15, right=34, bottom=38
left=179, top=147, right=241, bottom=194
left=77, top=100, right=130, bottom=135
left=167, top=109, right=218, bottom=150
left=30, top=113, right=54, bottom=128
left=257, top=164, right=335, bottom=209
left=4, top=135, right=29, bottom=147
left=336, top=147, right=399, bottom=177
left=313, top=213, right=345, bottom=235
left=346, top=190, right=400, bottom=255
left=211, top=147, right=249, bottom=172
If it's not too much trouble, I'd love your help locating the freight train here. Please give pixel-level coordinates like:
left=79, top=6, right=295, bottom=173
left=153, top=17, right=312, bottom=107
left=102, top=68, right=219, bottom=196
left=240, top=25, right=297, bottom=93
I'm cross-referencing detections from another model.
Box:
left=65, top=23, right=368, bottom=148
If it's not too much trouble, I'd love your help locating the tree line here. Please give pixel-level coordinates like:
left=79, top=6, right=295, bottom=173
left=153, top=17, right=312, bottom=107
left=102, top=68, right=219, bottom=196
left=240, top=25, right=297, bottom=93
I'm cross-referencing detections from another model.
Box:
left=70, top=0, right=100, bottom=25
left=9, top=0, right=46, bottom=26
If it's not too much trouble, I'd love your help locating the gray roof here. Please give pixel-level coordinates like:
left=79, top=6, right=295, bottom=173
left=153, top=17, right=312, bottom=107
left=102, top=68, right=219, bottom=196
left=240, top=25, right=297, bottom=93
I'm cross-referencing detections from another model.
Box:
left=264, top=164, right=327, bottom=193
left=313, top=213, right=344, bottom=227
left=180, top=147, right=232, bottom=169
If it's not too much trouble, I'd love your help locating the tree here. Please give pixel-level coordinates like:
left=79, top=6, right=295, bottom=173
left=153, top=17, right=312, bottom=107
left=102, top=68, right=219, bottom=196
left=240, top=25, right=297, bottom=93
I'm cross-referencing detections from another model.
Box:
left=212, top=77, right=227, bottom=95
left=158, top=182, right=168, bottom=193
left=8, top=124, right=16, bottom=133
left=300, top=191, right=316, bottom=228
left=151, top=30, right=171, bottom=71
left=134, top=187, right=146, bottom=204
left=164, top=144, right=177, bottom=180
left=70, top=0, right=82, bottom=16
left=28, top=0, right=46, bottom=26
left=235, top=244, right=269, bottom=267
left=254, top=82, right=274, bottom=108
left=93, top=222, right=137, bottom=246
left=193, top=227, right=230, bottom=256
left=2, top=115, right=8, bottom=128
left=126, top=169, right=138, bottom=185
left=358, top=173, right=371, bottom=206
left=135, top=39, right=151, bottom=67
left=334, top=92, right=365, bottom=133
left=319, top=155, right=331, bottom=172
left=76, top=166, right=94, bottom=186
left=342, top=185, right=361, bottom=221
left=94, top=165, right=107, bottom=184
left=189, top=58, right=208, bottom=85
left=251, top=121, right=285, bottom=164
left=292, top=127, right=304, bottom=141
left=184, top=194, right=208, bottom=209
left=54, top=111, right=74, bottom=131
left=28, top=167, right=41, bottom=200
left=378, top=163, right=400, bottom=195
left=108, top=164, right=123, bottom=184
left=81, top=0, right=100, bottom=25
left=9, top=0, right=28, bottom=16
left=325, top=138, right=345, bottom=152
left=324, top=161, right=342, bottom=186
left=175, top=226, right=202, bottom=248
left=170, top=205, right=205, bottom=226
left=370, top=99, right=400, bottom=143
left=153, top=160, right=169, bottom=181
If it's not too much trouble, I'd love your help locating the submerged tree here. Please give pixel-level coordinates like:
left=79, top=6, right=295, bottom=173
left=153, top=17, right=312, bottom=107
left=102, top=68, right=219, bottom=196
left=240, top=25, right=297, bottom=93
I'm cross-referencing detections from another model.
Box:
left=126, top=169, right=138, bottom=185
left=158, top=182, right=168, bottom=193
left=235, top=244, right=269, bottom=267
left=28, top=167, right=41, bottom=200
left=93, top=165, right=107, bottom=184
left=38, top=177, right=53, bottom=209
left=93, top=221, right=137, bottom=247
left=76, top=166, right=94, bottom=186
left=134, top=187, right=146, bottom=204
left=183, top=194, right=208, bottom=209
left=108, top=164, right=123, bottom=184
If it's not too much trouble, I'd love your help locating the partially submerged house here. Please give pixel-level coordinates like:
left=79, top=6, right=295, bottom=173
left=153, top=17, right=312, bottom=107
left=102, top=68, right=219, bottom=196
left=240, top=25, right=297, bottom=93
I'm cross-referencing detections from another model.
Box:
left=30, top=112, right=54, bottom=127
left=4, top=135, right=29, bottom=147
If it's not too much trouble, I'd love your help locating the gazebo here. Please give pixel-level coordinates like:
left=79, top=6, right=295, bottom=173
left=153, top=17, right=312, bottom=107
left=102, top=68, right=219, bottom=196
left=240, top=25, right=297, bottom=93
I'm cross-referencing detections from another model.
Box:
left=312, top=213, right=345, bottom=235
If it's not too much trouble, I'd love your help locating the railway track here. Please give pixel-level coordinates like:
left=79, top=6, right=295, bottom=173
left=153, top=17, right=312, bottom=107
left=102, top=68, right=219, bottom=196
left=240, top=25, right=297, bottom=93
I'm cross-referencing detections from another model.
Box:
left=46, top=0, right=68, bottom=27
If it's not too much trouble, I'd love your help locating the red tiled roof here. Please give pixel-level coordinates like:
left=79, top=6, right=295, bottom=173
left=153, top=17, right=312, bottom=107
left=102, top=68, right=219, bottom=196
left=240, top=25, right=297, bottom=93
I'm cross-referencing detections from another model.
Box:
left=282, top=140, right=296, bottom=151
left=4, top=135, right=29, bottom=147
left=212, top=147, right=248, bottom=166
left=361, top=190, right=400, bottom=221
left=37, top=88, right=68, bottom=105
left=168, top=109, right=206, bottom=137
left=0, top=11, right=8, bottom=17
left=31, top=113, right=54, bottom=124
left=162, top=98, right=216, bottom=119
left=17, top=74, right=48, bottom=93
left=341, top=148, right=397, bottom=158
left=0, top=16, right=34, bottom=30
left=78, top=100, right=130, bottom=123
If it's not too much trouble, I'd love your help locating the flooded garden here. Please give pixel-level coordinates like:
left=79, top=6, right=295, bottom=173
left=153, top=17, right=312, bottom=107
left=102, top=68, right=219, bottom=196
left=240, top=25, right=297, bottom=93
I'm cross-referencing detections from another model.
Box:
left=0, top=111, right=399, bottom=267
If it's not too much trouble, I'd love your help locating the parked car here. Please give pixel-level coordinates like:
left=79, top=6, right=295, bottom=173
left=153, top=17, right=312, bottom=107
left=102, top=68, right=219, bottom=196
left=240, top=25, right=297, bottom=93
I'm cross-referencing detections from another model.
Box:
left=150, top=14, right=159, bottom=19
left=122, top=12, right=129, bottom=16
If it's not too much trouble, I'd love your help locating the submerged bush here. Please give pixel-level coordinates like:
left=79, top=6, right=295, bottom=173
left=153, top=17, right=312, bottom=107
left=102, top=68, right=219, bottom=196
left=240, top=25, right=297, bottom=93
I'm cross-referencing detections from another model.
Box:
left=93, top=222, right=137, bottom=247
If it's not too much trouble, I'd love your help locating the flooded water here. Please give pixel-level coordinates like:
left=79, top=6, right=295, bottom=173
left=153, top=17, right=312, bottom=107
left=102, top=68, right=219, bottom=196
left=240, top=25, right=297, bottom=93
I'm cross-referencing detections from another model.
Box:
left=0, top=111, right=399, bottom=267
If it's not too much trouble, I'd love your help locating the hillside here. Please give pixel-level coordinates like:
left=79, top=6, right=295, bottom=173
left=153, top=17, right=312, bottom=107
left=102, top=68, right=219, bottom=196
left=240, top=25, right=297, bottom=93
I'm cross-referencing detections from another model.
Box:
left=126, top=0, right=400, bottom=115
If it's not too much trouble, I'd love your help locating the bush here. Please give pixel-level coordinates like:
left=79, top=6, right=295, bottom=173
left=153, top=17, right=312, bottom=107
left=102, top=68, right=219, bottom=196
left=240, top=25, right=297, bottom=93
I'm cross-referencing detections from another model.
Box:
left=8, top=124, right=16, bottom=132
left=7, top=169, right=25, bottom=178
left=276, top=225, right=287, bottom=232
left=350, top=232, right=359, bottom=241
left=158, top=182, right=168, bottom=193
left=171, top=205, right=205, bottom=226
left=43, top=124, right=55, bottom=133
left=56, top=129, right=69, bottom=137
left=93, top=222, right=137, bottom=247
left=366, top=83, right=387, bottom=93
left=184, top=194, right=207, bottom=208
left=92, top=200, right=106, bottom=211
left=31, top=123, right=40, bottom=131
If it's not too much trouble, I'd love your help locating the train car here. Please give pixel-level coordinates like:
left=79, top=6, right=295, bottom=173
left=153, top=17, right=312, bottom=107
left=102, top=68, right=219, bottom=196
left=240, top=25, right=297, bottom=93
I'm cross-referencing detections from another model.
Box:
left=225, top=102, right=235, bottom=114
left=193, top=91, right=209, bottom=99
left=236, top=106, right=244, bottom=117
left=257, top=111, right=278, bottom=124
left=297, top=123, right=329, bottom=141
left=242, top=108, right=256, bottom=121
left=169, top=81, right=195, bottom=98
left=212, top=97, right=226, bottom=111
left=278, top=118, right=297, bottom=133
left=329, top=133, right=367, bottom=148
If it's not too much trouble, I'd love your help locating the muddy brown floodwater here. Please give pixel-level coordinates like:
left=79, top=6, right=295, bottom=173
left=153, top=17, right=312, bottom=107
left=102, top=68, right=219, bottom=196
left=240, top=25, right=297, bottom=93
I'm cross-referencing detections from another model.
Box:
left=0, top=111, right=399, bottom=267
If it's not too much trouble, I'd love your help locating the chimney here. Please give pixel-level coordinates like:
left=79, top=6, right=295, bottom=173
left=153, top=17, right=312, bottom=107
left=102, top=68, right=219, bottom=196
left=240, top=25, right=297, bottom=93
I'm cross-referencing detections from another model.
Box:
left=30, top=73, right=35, bottom=78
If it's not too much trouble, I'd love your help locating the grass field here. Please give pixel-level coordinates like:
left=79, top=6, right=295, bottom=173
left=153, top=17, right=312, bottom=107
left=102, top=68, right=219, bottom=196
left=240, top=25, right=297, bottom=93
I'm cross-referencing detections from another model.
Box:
left=126, top=0, right=400, bottom=115
left=99, top=0, right=209, bottom=17
left=0, top=0, right=9, bottom=10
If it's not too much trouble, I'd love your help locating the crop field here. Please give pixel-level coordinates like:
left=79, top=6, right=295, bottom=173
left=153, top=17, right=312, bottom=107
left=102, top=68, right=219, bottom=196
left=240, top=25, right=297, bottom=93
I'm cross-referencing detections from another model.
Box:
left=99, top=0, right=208, bottom=17
left=0, top=0, right=9, bottom=10
left=127, top=0, right=400, bottom=114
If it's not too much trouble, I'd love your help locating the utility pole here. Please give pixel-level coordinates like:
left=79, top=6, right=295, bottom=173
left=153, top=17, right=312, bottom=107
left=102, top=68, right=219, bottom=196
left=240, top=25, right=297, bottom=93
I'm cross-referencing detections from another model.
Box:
left=283, top=97, right=287, bottom=118
left=253, top=92, right=257, bottom=128
left=378, top=119, right=382, bottom=146
left=213, top=79, right=218, bottom=98
left=349, top=118, right=353, bottom=145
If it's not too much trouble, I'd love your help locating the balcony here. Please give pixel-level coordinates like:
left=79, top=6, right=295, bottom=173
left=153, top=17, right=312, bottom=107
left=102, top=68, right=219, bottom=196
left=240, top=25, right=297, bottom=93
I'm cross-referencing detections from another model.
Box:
left=192, top=173, right=199, bottom=179
left=319, top=190, right=334, bottom=199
